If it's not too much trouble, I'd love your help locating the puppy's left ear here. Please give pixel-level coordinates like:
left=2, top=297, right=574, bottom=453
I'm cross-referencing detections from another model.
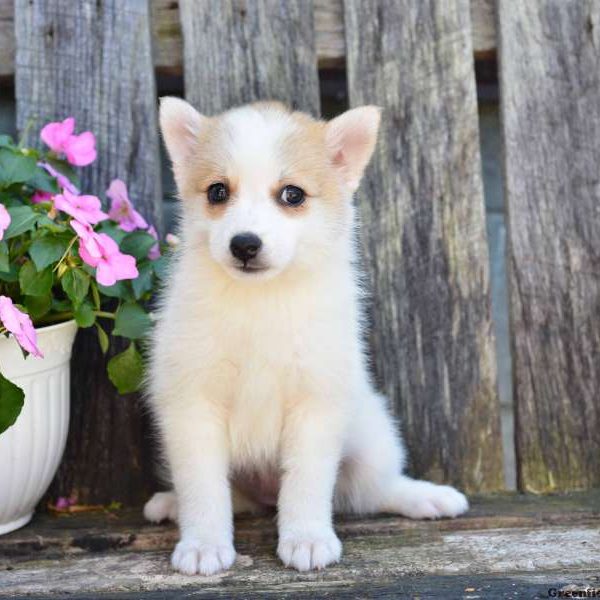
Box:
left=325, top=106, right=381, bottom=192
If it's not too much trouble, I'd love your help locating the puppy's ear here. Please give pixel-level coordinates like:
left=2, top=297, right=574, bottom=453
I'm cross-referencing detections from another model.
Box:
left=325, top=106, right=381, bottom=192
left=159, top=97, right=206, bottom=164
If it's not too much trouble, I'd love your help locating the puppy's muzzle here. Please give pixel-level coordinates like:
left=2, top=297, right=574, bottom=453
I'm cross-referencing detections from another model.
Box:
left=230, top=232, right=262, bottom=264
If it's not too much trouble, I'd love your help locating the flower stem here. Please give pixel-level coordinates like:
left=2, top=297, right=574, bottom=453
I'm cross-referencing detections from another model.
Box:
left=18, top=118, right=35, bottom=148
left=53, top=235, right=78, bottom=273
left=94, top=311, right=115, bottom=320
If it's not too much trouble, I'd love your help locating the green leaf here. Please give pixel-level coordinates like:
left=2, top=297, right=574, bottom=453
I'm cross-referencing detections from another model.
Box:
left=0, top=135, right=15, bottom=149
left=74, top=301, right=95, bottom=328
left=4, top=205, right=39, bottom=239
left=26, top=166, right=60, bottom=194
left=51, top=297, right=72, bottom=312
left=19, top=262, right=53, bottom=296
left=29, top=237, right=69, bottom=270
left=61, top=268, right=90, bottom=305
left=0, top=263, right=18, bottom=282
left=132, top=261, right=154, bottom=299
left=97, top=280, right=131, bottom=300
left=152, top=255, right=169, bottom=280
left=0, top=148, right=37, bottom=186
left=113, top=302, right=152, bottom=340
left=91, top=282, right=101, bottom=309
left=0, top=373, right=25, bottom=435
left=36, top=215, right=68, bottom=233
left=107, top=343, right=143, bottom=394
left=0, top=241, right=8, bottom=272
left=120, top=231, right=155, bottom=261
left=96, top=323, right=109, bottom=354
left=24, top=294, right=52, bottom=320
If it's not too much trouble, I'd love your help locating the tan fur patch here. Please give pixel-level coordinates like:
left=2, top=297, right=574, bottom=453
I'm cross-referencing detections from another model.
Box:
left=174, top=116, right=238, bottom=219
left=275, top=110, right=343, bottom=217
left=175, top=102, right=343, bottom=220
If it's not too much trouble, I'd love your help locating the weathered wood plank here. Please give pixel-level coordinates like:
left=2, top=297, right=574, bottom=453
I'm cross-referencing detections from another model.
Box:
left=498, top=1, right=600, bottom=492
left=0, top=0, right=13, bottom=77
left=6, top=574, right=600, bottom=600
left=179, top=0, right=320, bottom=115
left=3, top=531, right=600, bottom=596
left=1, top=493, right=599, bottom=597
left=2, top=491, right=599, bottom=556
left=0, top=0, right=497, bottom=77
left=14, top=0, right=162, bottom=504
left=344, top=0, right=503, bottom=493
left=470, top=0, right=496, bottom=56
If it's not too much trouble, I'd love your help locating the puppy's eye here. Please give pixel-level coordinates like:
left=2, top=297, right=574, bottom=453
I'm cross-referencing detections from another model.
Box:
left=279, top=185, right=305, bottom=207
left=207, top=182, right=229, bottom=204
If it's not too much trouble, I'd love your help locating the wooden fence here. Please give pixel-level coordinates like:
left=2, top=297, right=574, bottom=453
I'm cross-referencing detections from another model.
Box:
left=4, top=0, right=599, bottom=503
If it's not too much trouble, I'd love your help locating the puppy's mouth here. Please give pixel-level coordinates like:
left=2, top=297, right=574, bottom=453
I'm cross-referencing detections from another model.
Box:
left=234, top=261, right=269, bottom=274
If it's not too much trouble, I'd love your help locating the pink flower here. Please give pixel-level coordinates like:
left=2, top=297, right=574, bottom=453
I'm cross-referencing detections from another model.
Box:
left=31, top=190, right=53, bottom=204
left=147, top=225, right=160, bottom=260
left=54, top=497, right=72, bottom=510
left=41, top=117, right=75, bottom=153
left=40, top=118, right=96, bottom=167
left=40, top=162, right=79, bottom=195
left=64, top=132, right=97, bottom=167
left=107, top=179, right=148, bottom=232
left=71, top=221, right=138, bottom=286
left=71, top=220, right=102, bottom=259
left=0, top=296, right=43, bottom=358
left=165, top=233, right=180, bottom=248
left=0, top=204, right=10, bottom=240
left=54, top=189, right=108, bottom=226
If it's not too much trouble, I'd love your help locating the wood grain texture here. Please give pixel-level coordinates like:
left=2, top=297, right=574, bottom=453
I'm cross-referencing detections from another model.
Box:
left=344, top=0, right=503, bottom=493
left=2, top=493, right=600, bottom=596
left=179, top=0, right=320, bottom=116
left=0, top=0, right=13, bottom=77
left=14, top=0, right=162, bottom=504
left=498, top=0, right=600, bottom=492
left=470, top=0, right=496, bottom=55
left=0, top=0, right=497, bottom=77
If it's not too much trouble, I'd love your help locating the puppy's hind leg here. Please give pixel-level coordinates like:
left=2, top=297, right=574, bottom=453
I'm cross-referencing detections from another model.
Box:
left=144, top=488, right=262, bottom=523
left=144, top=491, right=178, bottom=523
left=335, top=393, right=468, bottom=519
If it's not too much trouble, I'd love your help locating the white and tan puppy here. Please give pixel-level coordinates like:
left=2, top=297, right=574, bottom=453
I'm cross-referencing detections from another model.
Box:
left=144, top=98, right=468, bottom=576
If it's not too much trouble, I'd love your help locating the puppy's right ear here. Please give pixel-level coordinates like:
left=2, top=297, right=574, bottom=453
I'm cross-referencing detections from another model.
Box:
left=159, top=97, right=206, bottom=164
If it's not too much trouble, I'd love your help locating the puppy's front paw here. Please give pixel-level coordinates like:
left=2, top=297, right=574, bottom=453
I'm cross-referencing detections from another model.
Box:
left=277, top=529, right=342, bottom=571
left=171, top=539, right=236, bottom=575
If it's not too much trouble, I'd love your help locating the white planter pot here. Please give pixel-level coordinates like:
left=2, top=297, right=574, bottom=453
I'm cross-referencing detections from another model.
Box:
left=0, top=319, right=77, bottom=535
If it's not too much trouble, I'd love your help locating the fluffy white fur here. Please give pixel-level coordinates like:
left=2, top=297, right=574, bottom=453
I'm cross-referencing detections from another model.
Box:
left=145, top=98, right=468, bottom=576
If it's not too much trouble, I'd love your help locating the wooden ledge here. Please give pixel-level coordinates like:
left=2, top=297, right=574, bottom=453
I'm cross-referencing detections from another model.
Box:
left=1, top=492, right=599, bottom=597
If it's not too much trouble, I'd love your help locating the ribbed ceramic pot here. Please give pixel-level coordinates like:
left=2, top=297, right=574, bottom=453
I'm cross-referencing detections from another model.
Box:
left=0, top=320, right=77, bottom=535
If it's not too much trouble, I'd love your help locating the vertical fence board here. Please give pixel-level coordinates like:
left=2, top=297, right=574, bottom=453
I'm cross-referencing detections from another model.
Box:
left=344, top=0, right=503, bottom=492
left=15, top=0, right=162, bottom=504
left=498, top=1, right=600, bottom=492
left=179, top=0, right=320, bottom=115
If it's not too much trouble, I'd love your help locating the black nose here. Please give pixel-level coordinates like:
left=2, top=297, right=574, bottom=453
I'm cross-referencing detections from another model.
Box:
left=230, top=232, right=262, bottom=263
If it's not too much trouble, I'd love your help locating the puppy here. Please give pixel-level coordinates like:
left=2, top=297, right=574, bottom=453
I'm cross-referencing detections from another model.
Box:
left=144, top=98, right=468, bottom=576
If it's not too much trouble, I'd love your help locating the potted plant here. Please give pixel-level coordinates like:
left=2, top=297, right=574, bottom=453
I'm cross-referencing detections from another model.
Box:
left=0, top=118, right=167, bottom=534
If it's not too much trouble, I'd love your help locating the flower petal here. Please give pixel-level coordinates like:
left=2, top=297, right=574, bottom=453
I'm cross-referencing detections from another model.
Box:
left=95, top=260, right=117, bottom=286
left=0, top=204, right=11, bottom=240
left=64, top=131, right=97, bottom=166
left=40, top=117, right=75, bottom=152
left=0, top=296, right=43, bottom=358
